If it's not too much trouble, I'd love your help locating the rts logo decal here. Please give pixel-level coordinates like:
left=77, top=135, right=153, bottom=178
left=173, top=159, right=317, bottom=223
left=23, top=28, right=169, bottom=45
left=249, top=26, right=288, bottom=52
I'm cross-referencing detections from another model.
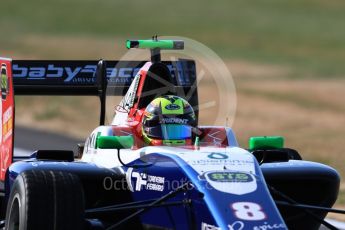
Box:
left=199, top=170, right=257, bottom=195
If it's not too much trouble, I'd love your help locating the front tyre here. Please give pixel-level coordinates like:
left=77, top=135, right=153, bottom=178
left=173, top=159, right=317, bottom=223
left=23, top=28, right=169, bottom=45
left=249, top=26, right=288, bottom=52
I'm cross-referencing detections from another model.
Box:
left=5, top=170, right=84, bottom=230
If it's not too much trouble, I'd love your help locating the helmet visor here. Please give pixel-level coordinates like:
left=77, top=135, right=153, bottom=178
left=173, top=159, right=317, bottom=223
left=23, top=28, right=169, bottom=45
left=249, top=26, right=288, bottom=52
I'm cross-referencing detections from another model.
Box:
left=146, top=124, right=192, bottom=140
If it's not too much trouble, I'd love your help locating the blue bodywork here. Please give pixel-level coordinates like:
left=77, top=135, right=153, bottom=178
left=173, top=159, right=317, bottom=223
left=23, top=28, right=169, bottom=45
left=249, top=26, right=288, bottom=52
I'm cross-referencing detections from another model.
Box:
left=6, top=148, right=340, bottom=229
left=6, top=150, right=287, bottom=229
left=124, top=152, right=286, bottom=229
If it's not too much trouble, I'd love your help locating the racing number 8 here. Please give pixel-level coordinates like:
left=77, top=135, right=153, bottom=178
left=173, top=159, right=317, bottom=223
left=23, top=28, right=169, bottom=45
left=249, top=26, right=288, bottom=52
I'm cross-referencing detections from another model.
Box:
left=231, top=202, right=266, bottom=221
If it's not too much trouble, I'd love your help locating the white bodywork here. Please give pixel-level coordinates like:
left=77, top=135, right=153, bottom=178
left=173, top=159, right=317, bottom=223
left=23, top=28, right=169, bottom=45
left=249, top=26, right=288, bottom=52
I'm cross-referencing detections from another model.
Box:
left=81, top=125, right=240, bottom=169
left=81, top=126, right=259, bottom=196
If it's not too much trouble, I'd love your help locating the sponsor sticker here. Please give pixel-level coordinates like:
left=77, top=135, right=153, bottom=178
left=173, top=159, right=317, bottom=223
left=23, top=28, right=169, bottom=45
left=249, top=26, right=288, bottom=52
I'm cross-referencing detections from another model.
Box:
left=208, top=152, right=229, bottom=159
left=201, top=221, right=244, bottom=230
left=1, top=64, right=8, bottom=100
left=165, top=103, right=181, bottom=110
left=161, top=117, right=189, bottom=124
left=252, top=222, right=286, bottom=230
left=201, top=222, right=221, bottom=230
left=202, top=220, right=285, bottom=230
left=2, top=106, right=13, bottom=142
left=12, top=61, right=196, bottom=86
left=189, top=158, right=254, bottom=167
left=126, top=168, right=165, bottom=192
left=118, top=72, right=141, bottom=110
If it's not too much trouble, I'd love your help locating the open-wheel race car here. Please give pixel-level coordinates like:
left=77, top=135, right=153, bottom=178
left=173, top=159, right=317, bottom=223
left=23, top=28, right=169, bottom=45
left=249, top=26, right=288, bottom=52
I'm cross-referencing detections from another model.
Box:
left=0, top=38, right=342, bottom=230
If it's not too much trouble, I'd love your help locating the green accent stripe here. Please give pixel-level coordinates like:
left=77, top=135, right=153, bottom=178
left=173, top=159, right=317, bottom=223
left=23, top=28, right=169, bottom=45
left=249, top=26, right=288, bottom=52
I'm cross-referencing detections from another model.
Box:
left=163, top=140, right=186, bottom=146
left=126, top=40, right=184, bottom=50
left=97, top=135, right=134, bottom=149
left=95, top=132, right=101, bottom=148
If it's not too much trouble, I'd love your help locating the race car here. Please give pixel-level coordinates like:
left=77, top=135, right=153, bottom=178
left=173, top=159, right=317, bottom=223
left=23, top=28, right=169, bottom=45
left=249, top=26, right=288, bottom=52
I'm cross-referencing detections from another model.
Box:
left=0, top=38, right=342, bottom=230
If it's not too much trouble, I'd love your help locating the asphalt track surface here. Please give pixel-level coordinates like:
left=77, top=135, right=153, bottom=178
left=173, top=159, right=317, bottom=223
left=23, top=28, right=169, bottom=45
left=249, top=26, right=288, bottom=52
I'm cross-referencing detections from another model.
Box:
left=13, top=126, right=345, bottom=230
left=14, top=126, right=83, bottom=155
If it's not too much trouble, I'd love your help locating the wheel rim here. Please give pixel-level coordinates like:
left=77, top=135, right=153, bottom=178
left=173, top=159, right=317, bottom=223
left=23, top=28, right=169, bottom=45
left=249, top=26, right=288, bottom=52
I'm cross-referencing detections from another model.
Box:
left=7, top=194, right=21, bottom=230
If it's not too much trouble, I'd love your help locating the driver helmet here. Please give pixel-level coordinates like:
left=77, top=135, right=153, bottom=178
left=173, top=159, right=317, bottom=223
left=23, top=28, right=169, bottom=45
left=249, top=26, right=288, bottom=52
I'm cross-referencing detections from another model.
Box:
left=142, top=95, right=196, bottom=146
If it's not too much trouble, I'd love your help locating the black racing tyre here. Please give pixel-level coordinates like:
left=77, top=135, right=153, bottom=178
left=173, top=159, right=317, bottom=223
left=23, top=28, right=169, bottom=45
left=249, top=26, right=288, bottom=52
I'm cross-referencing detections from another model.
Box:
left=5, top=170, right=84, bottom=230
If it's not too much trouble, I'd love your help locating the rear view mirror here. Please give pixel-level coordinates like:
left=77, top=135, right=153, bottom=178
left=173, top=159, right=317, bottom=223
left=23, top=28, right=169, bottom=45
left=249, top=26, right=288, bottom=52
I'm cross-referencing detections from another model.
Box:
left=248, top=136, right=284, bottom=151
left=96, top=135, right=134, bottom=149
left=76, top=143, right=84, bottom=159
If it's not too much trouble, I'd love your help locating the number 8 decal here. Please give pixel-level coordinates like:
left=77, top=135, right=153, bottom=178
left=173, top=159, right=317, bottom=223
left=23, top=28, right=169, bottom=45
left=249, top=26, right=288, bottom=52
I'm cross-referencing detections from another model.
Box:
left=231, top=202, right=266, bottom=221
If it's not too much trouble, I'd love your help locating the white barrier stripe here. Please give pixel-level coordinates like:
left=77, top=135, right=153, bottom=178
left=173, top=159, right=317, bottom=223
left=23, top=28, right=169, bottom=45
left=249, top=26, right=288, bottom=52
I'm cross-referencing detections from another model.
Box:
left=325, top=218, right=345, bottom=230
left=13, top=147, right=32, bottom=157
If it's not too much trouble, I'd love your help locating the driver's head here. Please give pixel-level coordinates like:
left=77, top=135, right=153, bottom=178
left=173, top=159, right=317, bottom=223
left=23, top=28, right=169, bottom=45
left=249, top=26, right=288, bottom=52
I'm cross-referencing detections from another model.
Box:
left=142, top=95, right=196, bottom=146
